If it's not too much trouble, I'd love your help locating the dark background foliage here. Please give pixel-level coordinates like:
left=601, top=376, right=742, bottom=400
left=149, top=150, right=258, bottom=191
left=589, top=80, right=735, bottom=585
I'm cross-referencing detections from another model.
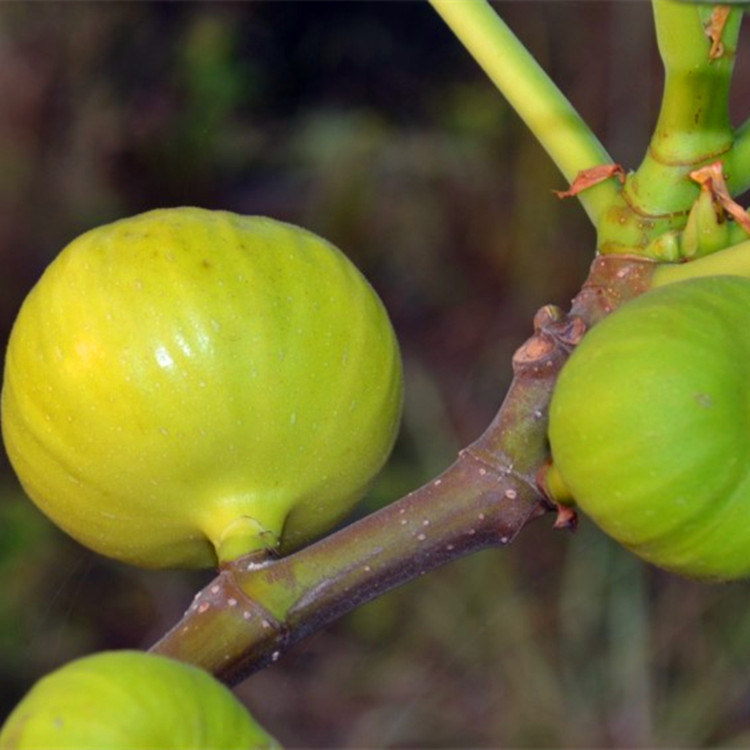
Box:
left=3, top=3, right=750, bottom=747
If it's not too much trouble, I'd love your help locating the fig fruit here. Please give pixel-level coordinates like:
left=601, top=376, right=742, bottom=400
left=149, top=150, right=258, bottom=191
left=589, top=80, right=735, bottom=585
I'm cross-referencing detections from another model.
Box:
left=547, top=275, right=750, bottom=580
left=0, top=650, right=279, bottom=749
left=1, top=208, right=403, bottom=568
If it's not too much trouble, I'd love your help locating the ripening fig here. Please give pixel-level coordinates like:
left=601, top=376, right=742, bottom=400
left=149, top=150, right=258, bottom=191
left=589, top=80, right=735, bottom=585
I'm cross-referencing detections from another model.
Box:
left=0, top=650, right=279, bottom=749
left=547, top=275, right=750, bottom=580
left=1, top=208, right=403, bottom=568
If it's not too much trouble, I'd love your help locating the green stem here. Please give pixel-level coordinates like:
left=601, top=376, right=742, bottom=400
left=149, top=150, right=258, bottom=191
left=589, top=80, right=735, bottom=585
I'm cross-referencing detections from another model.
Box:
left=429, top=0, right=615, bottom=226
left=597, top=0, right=743, bottom=256
left=728, top=116, right=750, bottom=196
left=151, top=456, right=547, bottom=684
left=150, top=254, right=657, bottom=685
left=624, top=0, right=740, bottom=216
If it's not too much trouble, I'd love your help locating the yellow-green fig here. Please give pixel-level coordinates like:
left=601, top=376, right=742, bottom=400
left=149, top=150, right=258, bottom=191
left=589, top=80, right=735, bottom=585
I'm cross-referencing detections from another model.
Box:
left=0, top=650, right=279, bottom=749
left=1, top=208, right=403, bottom=568
left=548, top=275, right=750, bottom=580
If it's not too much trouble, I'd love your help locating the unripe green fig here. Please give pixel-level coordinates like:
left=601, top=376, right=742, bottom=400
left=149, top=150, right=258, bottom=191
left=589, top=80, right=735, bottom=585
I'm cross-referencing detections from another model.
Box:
left=1, top=208, right=403, bottom=568
left=0, top=650, right=279, bottom=749
left=653, top=236, right=750, bottom=287
left=548, top=275, right=750, bottom=580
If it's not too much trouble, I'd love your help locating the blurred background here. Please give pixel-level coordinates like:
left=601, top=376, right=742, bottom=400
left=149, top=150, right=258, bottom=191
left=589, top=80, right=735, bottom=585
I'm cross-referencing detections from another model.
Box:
left=3, top=2, right=750, bottom=747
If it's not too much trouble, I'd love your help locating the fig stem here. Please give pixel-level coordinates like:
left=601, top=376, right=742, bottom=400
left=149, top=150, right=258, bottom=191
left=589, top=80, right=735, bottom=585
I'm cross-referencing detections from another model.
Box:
left=622, top=0, right=739, bottom=217
left=149, top=254, right=657, bottom=686
left=596, top=1, right=743, bottom=256
left=730, top=118, right=750, bottom=196
left=427, top=0, right=615, bottom=227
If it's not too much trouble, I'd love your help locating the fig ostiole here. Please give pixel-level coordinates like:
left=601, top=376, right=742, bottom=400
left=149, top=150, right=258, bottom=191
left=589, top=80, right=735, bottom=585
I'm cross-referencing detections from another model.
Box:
left=547, top=275, right=750, bottom=580
left=1, top=208, right=403, bottom=568
left=0, top=650, right=279, bottom=749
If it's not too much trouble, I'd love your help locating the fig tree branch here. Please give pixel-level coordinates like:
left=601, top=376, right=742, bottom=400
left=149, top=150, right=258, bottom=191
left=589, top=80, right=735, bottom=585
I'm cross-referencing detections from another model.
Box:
left=621, top=0, right=740, bottom=218
left=150, top=253, right=657, bottom=686
left=728, top=119, right=750, bottom=196
left=595, top=2, right=745, bottom=257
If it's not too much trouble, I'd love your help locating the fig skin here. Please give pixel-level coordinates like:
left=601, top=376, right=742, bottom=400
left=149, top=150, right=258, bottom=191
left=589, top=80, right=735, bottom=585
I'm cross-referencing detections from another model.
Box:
left=548, top=275, right=750, bottom=580
left=1, top=208, right=403, bottom=568
left=0, top=650, right=279, bottom=749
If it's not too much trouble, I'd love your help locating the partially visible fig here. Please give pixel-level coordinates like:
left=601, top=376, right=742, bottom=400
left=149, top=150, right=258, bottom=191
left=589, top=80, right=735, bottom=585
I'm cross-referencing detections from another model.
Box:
left=547, top=275, right=750, bottom=580
left=0, top=650, right=279, bottom=749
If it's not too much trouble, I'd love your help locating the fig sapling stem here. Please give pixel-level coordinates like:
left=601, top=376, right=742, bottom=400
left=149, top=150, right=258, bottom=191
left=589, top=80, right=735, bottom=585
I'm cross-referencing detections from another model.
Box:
left=428, top=0, right=615, bottom=227
left=621, top=0, right=740, bottom=218
left=595, top=1, right=748, bottom=256
left=150, top=254, right=658, bottom=685
left=431, top=0, right=750, bottom=259
left=729, top=119, right=750, bottom=197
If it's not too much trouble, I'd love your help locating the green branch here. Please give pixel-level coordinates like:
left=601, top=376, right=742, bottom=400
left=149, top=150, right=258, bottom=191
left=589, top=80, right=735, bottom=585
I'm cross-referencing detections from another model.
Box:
left=597, top=0, right=744, bottom=257
left=623, top=0, right=740, bottom=216
left=429, top=0, right=615, bottom=226
left=728, top=117, right=750, bottom=197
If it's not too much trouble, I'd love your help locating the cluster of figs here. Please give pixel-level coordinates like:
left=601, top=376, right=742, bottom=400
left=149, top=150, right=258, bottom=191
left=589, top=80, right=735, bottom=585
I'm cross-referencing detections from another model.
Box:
left=4, top=205, right=750, bottom=746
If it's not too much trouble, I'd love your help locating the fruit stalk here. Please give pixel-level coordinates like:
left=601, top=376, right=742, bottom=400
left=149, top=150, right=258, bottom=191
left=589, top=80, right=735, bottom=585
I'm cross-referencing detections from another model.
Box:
left=150, top=253, right=657, bottom=685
